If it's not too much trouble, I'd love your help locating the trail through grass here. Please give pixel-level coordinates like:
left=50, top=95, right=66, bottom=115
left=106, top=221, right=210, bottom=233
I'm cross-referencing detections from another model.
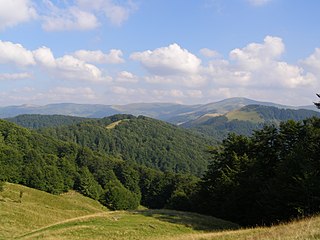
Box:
left=2, top=183, right=320, bottom=240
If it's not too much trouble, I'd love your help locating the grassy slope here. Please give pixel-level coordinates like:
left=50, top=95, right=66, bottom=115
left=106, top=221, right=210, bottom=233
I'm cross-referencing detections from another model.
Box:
left=0, top=183, right=237, bottom=240
left=225, top=110, right=263, bottom=123
left=106, top=119, right=128, bottom=129
left=0, top=183, right=107, bottom=239
left=2, top=183, right=319, bottom=240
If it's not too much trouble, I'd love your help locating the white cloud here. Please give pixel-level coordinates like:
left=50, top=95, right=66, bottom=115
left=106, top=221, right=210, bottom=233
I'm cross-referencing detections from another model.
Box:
left=76, top=0, right=137, bottom=27
left=207, top=36, right=315, bottom=89
left=144, top=74, right=206, bottom=88
left=33, top=46, right=56, bottom=67
left=268, top=62, right=315, bottom=88
left=33, top=46, right=112, bottom=82
left=230, top=36, right=284, bottom=71
left=0, top=72, right=32, bottom=80
left=203, top=59, right=252, bottom=86
left=0, top=40, right=35, bottom=66
left=247, top=0, right=272, bottom=6
left=301, top=48, right=320, bottom=77
left=131, top=43, right=201, bottom=75
left=73, top=49, right=124, bottom=64
left=54, top=55, right=107, bottom=82
left=42, top=2, right=99, bottom=31
left=0, top=0, right=37, bottom=30
left=111, top=86, right=145, bottom=95
left=116, top=71, right=138, bottom=83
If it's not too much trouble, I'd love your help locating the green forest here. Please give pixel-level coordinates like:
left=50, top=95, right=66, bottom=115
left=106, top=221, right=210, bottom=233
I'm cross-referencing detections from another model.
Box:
left=1, top=111, right=320, bottom=227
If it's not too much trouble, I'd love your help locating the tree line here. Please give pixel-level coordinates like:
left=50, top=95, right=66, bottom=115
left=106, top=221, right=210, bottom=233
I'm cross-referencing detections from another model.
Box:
left=1, top=109, right=320, bottom=226
left=0, top=118, right=199, bottom=211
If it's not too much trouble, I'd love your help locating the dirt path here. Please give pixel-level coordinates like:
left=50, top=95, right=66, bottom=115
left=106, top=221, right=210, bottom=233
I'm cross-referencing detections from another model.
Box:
left=15, top=211, right=122, bottom=239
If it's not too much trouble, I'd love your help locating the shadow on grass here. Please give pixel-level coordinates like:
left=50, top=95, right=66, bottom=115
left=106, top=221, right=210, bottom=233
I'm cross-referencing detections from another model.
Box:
left=134, top=209, right=240, bottom=232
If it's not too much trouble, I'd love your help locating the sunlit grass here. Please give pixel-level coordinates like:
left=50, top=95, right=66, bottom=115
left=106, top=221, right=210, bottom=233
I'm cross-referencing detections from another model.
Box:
left=2, top=183, right=320, bottom=240
left=226, top=110, right=263, bottom=123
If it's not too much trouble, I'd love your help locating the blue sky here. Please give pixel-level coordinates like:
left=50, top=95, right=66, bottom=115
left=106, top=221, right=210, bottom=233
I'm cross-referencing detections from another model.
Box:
left=0, top=0, right=320, bottom=106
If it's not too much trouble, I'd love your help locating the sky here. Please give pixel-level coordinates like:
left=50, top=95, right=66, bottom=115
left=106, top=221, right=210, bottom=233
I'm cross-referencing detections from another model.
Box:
left=0, top=0, right=320, bottom=106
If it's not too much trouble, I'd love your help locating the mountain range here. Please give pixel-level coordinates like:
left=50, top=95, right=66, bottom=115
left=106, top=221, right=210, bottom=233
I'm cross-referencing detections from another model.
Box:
left=0, top=97, right=318, bottom=123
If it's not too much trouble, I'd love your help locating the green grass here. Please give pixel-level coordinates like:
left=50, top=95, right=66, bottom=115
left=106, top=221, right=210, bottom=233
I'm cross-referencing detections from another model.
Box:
left=0, top=183, right=107, bottom=239
left=106, top=119, right=128, bottom=129
left=0, top=183, right=237, bottom=240
left=225, top=110, right=263, bottom=123
left=2, top=183, right=320, bottom=240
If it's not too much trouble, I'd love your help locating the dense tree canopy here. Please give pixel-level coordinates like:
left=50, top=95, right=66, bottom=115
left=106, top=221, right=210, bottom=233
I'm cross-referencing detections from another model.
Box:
left=0, top=118, right=201, bottom=211
left=199, top=118, right=320, bottom=226
left=38, top=115, right=214, bottom=176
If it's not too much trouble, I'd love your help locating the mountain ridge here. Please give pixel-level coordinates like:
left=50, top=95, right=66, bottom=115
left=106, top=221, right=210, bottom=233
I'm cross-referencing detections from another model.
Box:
left=1, top=97, right=318, bottom=121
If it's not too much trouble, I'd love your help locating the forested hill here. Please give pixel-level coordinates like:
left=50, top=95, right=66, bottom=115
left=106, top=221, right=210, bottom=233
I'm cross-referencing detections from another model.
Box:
left=183, top=104, right=320, bottom=140
left=38, top=114, right=214, bottom=176
left=0, top=118, right=202, bottom=211
left=6, top=114, right=90, bottom=129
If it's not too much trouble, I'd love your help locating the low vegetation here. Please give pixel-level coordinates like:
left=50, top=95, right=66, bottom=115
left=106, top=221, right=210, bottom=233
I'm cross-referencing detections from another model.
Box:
left=1, top=183, right=320, bottom=240
left=0, top=183, right=237, bottom=240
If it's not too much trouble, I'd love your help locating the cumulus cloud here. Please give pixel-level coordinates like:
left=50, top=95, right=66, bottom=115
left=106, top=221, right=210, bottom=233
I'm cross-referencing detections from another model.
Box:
left=54, top=55, right=108, bottom=82
left=0, top=40, right=35, bottom=66
left=73, top=49, right=124, bottom=64
left=0, top=0, right=37, bottom=30
left=301, top=48, right=320, bottom=77
left=230, top=36, right=284, bottom=71
left=33, top=46, right=112, bottom=82
left=0, top=40, right=113, bottom=83
left=33, top=46, right=56, bottom=67
left=131, top=43, right=201, bottom=75
left=203, top=36, right=315, bottom=89
left=116, top=71, right=138, bottom=83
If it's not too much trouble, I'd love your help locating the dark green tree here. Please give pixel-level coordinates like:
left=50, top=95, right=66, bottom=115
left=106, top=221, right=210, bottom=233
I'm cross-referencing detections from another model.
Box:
left=101, top=180, right=140, bottom=210
left=74, top=167, right=103, bottom=200
left=314, top=93, right=320, bottom=109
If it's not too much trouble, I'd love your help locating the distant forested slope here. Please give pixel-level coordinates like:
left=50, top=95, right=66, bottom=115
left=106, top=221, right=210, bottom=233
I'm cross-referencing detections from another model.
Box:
left=183, top=105, right=320, bottom=140
left=39, top=114, right=214, bottom=176
left=6, top=114, right=89, bottom=129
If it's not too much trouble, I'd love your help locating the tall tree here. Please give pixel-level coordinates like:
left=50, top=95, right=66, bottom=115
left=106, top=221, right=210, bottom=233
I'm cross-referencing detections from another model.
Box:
left=314, top=94, right=320, bottom=109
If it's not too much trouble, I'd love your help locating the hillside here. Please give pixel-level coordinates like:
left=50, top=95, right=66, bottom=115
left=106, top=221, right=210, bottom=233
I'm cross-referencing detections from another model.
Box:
left=1, top=183, right=319, bottom=240
left=0, top=183, right=238, bottom=240
left=6, top=114, right=90, bottom=129
left=0, top=118, right=209, bottom=211
left=38, top=114, right=215, bottom=176
left=183, top=104, right=320, bottom=140
left=1, top=98, right=318, bottom=122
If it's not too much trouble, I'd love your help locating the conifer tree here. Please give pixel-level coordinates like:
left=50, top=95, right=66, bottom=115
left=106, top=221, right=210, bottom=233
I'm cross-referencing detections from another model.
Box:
left=314, top=94, right=320, bottom=109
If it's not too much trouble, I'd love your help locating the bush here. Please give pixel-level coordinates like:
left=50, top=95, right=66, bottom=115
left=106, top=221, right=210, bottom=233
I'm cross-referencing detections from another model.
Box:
left=101, top=180, right=140, bottom=210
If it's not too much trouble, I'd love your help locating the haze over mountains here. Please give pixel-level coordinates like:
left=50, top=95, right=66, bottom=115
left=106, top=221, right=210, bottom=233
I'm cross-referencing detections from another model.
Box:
left=0, top=97, right=318, bottom=123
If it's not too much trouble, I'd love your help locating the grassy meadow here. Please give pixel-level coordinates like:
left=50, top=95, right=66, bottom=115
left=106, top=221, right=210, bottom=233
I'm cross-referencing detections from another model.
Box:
left=1, top=183, right=320, bottom=240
